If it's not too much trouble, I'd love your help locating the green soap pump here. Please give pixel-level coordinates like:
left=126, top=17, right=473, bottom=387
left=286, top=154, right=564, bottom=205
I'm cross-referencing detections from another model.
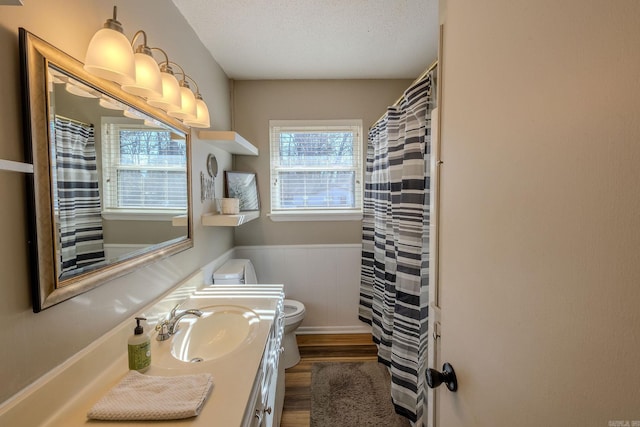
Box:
left=128, top=317, right=151, bottom=372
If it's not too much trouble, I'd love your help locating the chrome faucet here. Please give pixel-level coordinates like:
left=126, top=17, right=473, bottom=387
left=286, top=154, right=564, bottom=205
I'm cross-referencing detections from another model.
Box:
left=155, top=304, right=203, bottom=341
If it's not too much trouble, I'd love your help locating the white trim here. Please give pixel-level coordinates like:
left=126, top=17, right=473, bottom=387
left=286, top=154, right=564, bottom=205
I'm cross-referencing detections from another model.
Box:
left=103, top=243, right=149, bottom=260
left=0, top=159, right=34, bottom=174
left=268, top=211, right=362, bottom=222
left=234, top=243, right=362, bottom=250
left=296, top=325, right=371, bottom=335
left=101, top=209, right=185, bottom=221
left=269, top=119, right=364, bottom=128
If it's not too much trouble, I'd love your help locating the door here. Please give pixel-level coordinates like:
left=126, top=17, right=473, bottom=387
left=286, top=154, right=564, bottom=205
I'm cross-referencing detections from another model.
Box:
left=427, top=22, right=445, bottom=427
left=426, top=105, right=442, bottom=427
left=435, top=1, right=640, bottom=425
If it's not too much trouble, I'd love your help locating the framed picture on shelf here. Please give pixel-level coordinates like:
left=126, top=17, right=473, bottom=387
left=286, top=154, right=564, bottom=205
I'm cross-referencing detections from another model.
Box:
left=224, top=171, right=260, bottom=211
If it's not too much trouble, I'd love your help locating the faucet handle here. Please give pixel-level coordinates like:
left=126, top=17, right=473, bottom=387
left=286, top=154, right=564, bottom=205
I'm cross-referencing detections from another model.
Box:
left=155, top=320, right=171, bottom=341
left=169, top=303, right=181, bottom=318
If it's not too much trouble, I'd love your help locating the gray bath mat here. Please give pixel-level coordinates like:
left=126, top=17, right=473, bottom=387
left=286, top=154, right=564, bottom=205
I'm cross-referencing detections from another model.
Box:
left=310, top=361, right=411, bottom=427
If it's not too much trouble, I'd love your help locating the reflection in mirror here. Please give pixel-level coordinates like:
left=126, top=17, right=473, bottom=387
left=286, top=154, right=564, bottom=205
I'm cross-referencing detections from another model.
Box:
left=20, top=29, right=193, bottom=312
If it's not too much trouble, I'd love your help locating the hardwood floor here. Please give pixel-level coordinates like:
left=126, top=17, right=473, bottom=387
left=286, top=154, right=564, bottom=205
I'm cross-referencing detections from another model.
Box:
left=280, top=334, right=378, bottom=427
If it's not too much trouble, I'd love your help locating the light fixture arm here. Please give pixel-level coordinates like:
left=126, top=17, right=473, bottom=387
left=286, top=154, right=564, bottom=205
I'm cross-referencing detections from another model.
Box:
left=150, top=47, right=175, bottom=74
left=168, top=61, right=189, bottom=86
left=151, top=47, right=169, bottom=65
left=130, top=30, right=152, bottom=54
left=182, top=74, right=201, bottom=97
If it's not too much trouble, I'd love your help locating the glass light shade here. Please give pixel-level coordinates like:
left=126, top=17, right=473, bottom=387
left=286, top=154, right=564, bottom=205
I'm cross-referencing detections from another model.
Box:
left=99, top=98, right=124, bottom=110
left=168, top=86, right=197, bottom=120
left=184, top=98, right=211, bottom=128
left=147, top=71, right=181, bottom=111
left=121, top=52, right=163, bottom=98
left=65, top=82, right=99, bottom=98
left=84, top=28, right=135, bottom=85
left=123, top=109, right=143, bottom=120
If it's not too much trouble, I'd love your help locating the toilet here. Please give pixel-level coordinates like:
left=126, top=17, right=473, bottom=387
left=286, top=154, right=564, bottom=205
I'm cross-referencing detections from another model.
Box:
left=213, top=259, right=306, bottom=368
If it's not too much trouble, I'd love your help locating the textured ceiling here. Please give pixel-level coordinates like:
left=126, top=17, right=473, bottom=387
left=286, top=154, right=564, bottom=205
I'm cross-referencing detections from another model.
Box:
left=171, top=0, right=438, bottom=80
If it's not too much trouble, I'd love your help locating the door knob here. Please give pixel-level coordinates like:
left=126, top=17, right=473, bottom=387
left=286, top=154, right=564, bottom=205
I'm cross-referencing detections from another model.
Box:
left=426, top=362, right=457, bottom=392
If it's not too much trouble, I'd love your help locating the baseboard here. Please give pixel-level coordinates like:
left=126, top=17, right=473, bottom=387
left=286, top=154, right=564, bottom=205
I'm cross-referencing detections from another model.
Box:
left=297, top=325, right=371, bottom=335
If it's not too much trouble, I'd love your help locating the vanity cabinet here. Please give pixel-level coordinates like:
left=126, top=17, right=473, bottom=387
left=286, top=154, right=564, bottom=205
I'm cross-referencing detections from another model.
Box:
left=244, top=298, right=285, bottom=426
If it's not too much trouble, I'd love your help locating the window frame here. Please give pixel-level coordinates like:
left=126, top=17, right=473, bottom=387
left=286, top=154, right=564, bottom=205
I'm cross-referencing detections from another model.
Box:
left=101, top=118, right=188, bottom=221
left=268, top=119, right=363, bottom=222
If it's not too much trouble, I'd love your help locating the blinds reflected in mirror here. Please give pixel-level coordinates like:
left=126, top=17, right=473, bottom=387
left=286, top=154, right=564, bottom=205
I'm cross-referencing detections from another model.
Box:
left=101, top=118, right=187, bottom=213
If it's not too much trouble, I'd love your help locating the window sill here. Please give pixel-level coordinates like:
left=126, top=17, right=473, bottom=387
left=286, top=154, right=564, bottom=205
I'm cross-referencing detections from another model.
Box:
left=101, top=209, right=186, bottom=221
left=268, top=211, right=362, bottom=222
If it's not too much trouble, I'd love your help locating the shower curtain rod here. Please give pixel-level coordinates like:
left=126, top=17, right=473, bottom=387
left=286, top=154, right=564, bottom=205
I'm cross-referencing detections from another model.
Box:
left=372, top=59, right=438, bottom=128
left=55, top=114, right=93, bottom=128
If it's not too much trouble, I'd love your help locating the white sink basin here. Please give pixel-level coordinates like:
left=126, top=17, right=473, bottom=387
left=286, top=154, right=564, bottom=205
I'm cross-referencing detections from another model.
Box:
left=167, top=305, right=260, bottom=364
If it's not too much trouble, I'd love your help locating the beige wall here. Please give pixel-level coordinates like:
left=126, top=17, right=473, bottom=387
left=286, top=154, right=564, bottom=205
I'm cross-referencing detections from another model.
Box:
left=0, top=0, right=234, bottom=404
left=232, top=79, right=412, bottom=245
left=438, top=0, right=640, bottom=425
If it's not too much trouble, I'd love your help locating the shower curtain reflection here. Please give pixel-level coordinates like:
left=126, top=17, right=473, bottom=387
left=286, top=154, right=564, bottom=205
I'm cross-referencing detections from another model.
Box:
left=359, top=70, right=435, bottom=426
left=53, top=116, right=105, bottom=278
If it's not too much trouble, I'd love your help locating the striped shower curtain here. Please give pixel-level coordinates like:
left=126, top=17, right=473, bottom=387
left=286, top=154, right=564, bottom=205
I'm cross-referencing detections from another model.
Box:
left=359, top=71, right=435, bottom=426
left=53, top=117, right=105, bottom=276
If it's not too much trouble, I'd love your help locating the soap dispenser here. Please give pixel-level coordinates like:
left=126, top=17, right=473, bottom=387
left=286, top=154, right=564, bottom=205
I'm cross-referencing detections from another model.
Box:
left=128, top=317, right=151, bottom=372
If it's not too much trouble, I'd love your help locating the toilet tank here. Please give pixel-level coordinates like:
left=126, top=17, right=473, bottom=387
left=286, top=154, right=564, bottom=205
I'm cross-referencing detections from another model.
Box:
left=213, top=259, right=257, bottom=284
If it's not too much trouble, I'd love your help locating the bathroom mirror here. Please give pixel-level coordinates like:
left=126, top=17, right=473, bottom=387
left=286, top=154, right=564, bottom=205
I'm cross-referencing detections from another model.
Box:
left=20, top=29, right=193, bottom=312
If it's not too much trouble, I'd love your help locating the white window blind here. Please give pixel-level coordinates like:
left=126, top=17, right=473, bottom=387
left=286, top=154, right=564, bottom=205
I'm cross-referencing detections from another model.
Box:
left=269, top=120, right=363, bottom=220
left=102, top=119, right=187, bottom=218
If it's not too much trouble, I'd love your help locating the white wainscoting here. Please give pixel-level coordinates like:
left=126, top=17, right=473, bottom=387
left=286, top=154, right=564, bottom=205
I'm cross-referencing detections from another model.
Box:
left=233, top=244, right=370, bottom=335
left=103, top=243, right=149, bottom=260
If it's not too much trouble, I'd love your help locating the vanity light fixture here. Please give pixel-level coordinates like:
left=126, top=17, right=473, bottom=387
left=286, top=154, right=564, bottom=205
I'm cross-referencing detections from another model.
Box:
left=123, top=109, right=144, bottom=120
left=183, top=77, right=211, bottom=128
left=166, top=62, right=197, bottom=121
left=147, top=48, right=182, bottom=113
left=64, top=81, right=99, bottom=98
left=98, top=97, right=125, bottom=111
left=83, top=5, right=211, bottom=129
left=121, top=30, right=163, bottom=98
left=84, top=6, right=136, bottom=86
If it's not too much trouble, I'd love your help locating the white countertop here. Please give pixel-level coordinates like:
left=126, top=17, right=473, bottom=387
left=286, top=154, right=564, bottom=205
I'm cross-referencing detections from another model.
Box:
left=34, top=285, right=285, bottom=427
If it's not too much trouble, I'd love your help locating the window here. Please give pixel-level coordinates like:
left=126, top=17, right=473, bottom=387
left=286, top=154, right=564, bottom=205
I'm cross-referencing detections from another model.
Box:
left=269, top=120, right=363, bottom=221
left=101, top=118, right=187, bottom=220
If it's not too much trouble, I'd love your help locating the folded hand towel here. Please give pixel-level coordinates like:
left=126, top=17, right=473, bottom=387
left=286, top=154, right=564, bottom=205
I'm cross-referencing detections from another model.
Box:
left=87, top=370, right=214, bottom=421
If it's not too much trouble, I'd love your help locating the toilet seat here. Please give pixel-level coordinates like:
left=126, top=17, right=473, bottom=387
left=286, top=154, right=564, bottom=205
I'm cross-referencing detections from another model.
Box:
left=283, top=299, right=305, bottom=325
